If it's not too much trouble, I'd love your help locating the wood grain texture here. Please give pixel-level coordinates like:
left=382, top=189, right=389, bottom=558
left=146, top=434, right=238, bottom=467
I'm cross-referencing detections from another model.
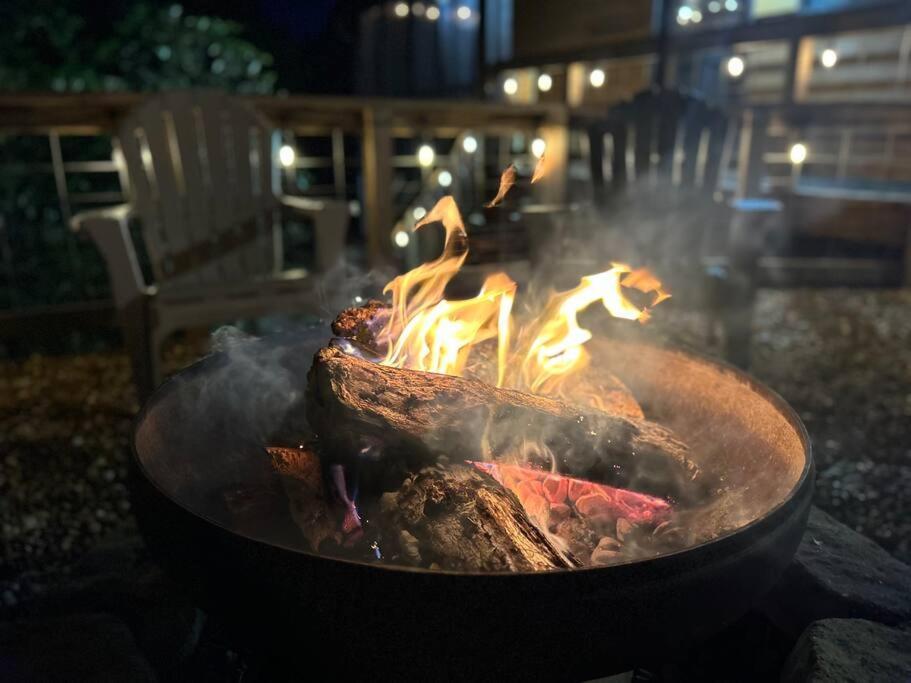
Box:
left=307, top=345, right=702, bottom=501
left=379, top=465, right=577, bottom=572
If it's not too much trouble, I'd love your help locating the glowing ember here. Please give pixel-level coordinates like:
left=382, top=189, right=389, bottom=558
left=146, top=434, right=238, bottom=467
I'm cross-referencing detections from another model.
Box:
left=471, top=461, right=673, bottom=527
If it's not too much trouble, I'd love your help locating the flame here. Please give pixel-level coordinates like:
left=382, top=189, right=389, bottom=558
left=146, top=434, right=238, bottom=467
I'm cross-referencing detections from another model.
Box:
left=380, top=197, right=516, bottom=382
left=484, top=164, right=517, bottom=208
left=375, top=195, right=669, bottom=399
left=531, top=153, right=547, bottom=184
left=516, top=264, right=670, bottom=397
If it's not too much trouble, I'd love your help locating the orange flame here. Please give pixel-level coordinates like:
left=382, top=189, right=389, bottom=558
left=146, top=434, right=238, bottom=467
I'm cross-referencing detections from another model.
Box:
left=376, top=196, right=669, bottom=398
left=531, top=153, right=547, bottom=184
left=515, top=264, right=669, bottom=397
left=380, top=197, right=516, bottom=382
left=484, top=164, right=517, bottom=208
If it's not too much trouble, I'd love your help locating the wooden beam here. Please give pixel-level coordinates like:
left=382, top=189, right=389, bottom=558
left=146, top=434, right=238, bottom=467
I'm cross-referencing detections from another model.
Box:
left=736, top=109, right=769, bottom=199
left=361, top=107, right=394, bottom=268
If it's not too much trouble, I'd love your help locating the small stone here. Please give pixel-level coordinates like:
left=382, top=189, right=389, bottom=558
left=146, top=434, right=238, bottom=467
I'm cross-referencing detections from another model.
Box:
left=762, top=507, right=911, bottom=636
left=590, top=547, right=623, bottom=566
left=781, top=619, right=911, bottom=683
left=596, top=536, right=622, bottom=551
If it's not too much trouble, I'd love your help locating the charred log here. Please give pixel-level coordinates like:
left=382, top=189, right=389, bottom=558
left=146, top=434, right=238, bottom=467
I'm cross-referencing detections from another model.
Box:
left=307, top=346, right=704, bottom=502
left=331, top=300, right=390, bottom=354
left=267, top=446, right=341, bottom=552
left=379, top=464, right=577, bottom=571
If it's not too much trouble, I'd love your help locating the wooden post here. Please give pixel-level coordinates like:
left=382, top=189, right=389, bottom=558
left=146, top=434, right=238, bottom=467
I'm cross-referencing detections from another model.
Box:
left=789, top=37, right=816, bottom=105
left=904, top=225, right=911, bottom=287
left=736, top=108, right=768, bottom=199
left=361, top=106, right=394, bottom=267
left=536, top=119, right=569, bottom=205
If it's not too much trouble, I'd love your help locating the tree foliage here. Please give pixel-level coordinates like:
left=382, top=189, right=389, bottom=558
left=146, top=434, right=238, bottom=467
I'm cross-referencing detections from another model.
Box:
left=0, top=2, right=278, bottom=309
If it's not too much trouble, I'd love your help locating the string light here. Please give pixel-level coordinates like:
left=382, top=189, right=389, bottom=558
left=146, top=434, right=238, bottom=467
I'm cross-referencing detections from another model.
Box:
left=503, top=77, right=518, bottom=95
left=789, top=143, right=808, bottom=165
left=412, top=2, right=426, bottom=17
left=278, top=144, right=296, bottom=168
left=412, top=206, right=427, bottom=221
left=537, top=73, right=553, bottom=92
left=394, top=230, right=411, bottom=248
left=426, top=5, right=440, bottom=20
left=821, top=49, right=838, bottom=68
left=417, top=144, right=435, bottom=167
left=456, top=5, right=471, bottom=20
left=462, top=135, right=478, bottom=154
left=531, top=138, right=546, bottom=159
left=589, top=68, right=606, bottom=88
left=438, top=170, right=453, bottom=187
left=726, top=56, right=745, bottom=78
left=394, top=2, right=409, bottom=18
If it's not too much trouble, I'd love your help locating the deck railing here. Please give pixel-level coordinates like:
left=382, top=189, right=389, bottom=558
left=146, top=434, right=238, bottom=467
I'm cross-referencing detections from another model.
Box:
left=0, top=92, right=908, bottom=326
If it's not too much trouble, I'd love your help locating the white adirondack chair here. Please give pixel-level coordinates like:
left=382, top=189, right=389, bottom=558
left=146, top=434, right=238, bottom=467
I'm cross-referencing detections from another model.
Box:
left=70, top=91, right=348, bottom=399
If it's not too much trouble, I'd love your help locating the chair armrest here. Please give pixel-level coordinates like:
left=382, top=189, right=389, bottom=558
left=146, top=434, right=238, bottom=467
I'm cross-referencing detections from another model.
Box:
left=70, top=204, right=150, bottom=307
left=70, top=204, right=135, bottom=233
left=279, top=195, right=349, bottom=272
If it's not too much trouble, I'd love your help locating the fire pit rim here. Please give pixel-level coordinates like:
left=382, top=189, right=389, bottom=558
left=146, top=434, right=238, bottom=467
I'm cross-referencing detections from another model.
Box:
left=131, top=338, right=813, bottom=578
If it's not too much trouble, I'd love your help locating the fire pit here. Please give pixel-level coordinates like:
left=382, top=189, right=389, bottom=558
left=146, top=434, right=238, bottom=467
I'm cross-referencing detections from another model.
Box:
left=132, top=332, right=811, bottom=679
left=131, top=193, right=811, bottom=678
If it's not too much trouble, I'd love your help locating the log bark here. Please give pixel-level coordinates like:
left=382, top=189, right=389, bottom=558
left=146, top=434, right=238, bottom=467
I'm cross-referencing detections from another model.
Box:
left=267, top=446, right=340, bottom=552
left=379, top=465, right=577, bottom=571
left=331, top=300, right=389, bottom=354
left=307, top=345, right=704, bottom=502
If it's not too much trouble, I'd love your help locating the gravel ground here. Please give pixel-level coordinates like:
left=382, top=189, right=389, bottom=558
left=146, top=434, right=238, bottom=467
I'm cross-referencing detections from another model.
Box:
left=1, top=288, right=909, bottom=608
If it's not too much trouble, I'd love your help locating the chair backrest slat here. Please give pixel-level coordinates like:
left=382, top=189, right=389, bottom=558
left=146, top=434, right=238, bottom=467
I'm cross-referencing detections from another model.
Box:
left=162, top=93, right=221, bottom=283
left=589, top=86, right=727, bottom=201
left=118, top=91, right=281, bottom=288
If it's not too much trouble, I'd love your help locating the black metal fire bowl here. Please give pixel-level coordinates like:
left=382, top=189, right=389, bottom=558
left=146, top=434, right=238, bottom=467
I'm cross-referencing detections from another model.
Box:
left=131, top=332, right=813, bottom=681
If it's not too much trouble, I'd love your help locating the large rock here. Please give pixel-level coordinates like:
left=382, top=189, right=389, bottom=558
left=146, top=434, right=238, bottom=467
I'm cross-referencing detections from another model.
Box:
left=762, top=507, right=911, bottom=635
left=0, top=613, right=157, bottom=682
left=781, top=618, right=911, bottom=682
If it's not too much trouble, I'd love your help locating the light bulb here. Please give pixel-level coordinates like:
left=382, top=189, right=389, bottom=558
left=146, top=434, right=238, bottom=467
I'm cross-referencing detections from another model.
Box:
left=417, top=144, right=435, bottom=168
left=278, top=144, right=296, bottom=168
left=789, top=143, right=808, bottom=165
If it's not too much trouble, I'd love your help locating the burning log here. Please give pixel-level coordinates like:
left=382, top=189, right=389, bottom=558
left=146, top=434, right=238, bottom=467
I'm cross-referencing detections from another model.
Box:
left=379, top=464, right=577, bottom=571
left=307, top=345, right=703, bottom=502
left=267, top=446, right=341, bottom=552
left=331, top=301, right=645, bottom=419
left=331, top=299, right=390, bottom=355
